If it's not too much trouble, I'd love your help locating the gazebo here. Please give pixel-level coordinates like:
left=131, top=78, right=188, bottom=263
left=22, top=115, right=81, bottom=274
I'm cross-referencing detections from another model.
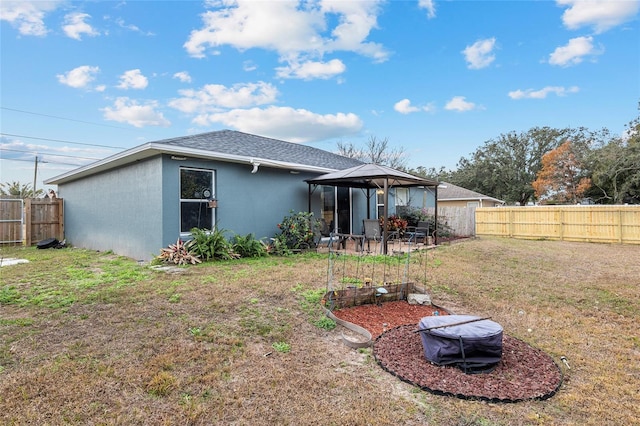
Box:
left=306, top=163, right=440, bottom=254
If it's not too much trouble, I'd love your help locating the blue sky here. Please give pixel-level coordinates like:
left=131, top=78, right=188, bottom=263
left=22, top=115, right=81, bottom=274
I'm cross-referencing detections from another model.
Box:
left=1, top=0, right=639, bottom=191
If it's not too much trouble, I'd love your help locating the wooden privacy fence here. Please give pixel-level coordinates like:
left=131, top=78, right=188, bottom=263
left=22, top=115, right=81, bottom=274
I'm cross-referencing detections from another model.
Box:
left=0, top=198, right=64, bottom=246
left=476, top=206, right=640, bottom=245
left=423, top=206, right=476, bottom=237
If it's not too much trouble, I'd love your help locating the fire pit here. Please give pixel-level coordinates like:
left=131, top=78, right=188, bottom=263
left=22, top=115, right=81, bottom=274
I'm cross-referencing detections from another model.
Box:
left=418, top=315, right=503, bottom=374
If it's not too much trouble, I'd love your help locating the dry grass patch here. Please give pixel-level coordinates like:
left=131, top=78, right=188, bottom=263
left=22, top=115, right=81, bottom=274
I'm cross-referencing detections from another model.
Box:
left=1, top=239, right=639, bottom=425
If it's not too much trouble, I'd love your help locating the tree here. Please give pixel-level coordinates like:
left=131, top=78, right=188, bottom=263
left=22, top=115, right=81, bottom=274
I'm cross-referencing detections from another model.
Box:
left=532, top=141, right=592, bottom=204
left=0, top=181, right=44, bottom=199
left=406, top=165, right=453, bottom=181
left=446, top=126, right=611, bottom=205
left=337, top=136, right=407, bottom=169
left=447, top=127, right=570, bottom=205
left=588, top=112, right=640, bottom=204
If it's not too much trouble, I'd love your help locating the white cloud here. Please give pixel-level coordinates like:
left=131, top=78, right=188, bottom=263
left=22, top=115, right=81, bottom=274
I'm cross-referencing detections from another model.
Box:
left=393, top=98, right=435, bottom=114
left=462, top=37, right=497, bottom=69
left=0, top=0, right=62, bottom=36
left=102, top=97, right=170, bottom=128
left=62, top=12, right=99, bottom=40
left=394, top=99, right=420, bottom=114
left=549, top=36, right=602, bottom=67
left=184, top=0, right=388, bottom=79
left=275, top=59, right=346, bottom=80
left=114, top=17, right=154, bottom=36
left=508, top=86, right=580, bottom=99
left=192, top=106, right=363, bottom=143
left=0, top=138, right=111, bottom=167
left=319, top=1, right=388, bottom=62
left=173, top=71, right=192, bottom=83
left=557, top=0, right=640, bottom=33
left=57, top=65, right=100, bottom=89
left=117, top=69, right=149, bottom=90
left=169, top=82, right=278, bottom=113
left=243, top=60, right=257, bottom=72
left=418, top=0, right=436, bottom=19
left=444, top=96, right=477, bottom=112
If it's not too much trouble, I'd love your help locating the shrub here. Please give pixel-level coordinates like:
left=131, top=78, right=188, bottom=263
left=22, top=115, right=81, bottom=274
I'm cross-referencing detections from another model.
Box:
left=400, top=207, right=454, bottom=238
left=188, top=227, right=239, bottom=261
left=272, top=210, right=317, bottom=252
left=231, top=233, right=268, bottom=258
left=157, top=239, right=201, bottom=265
left=379, top=215, right=408, bottom=237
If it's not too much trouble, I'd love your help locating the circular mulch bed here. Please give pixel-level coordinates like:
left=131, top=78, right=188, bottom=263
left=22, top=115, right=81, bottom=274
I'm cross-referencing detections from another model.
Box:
left=332, top=301, right=563, bottom=402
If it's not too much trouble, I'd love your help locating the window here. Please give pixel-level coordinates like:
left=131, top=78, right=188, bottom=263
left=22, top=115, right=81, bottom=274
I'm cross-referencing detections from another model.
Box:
left=180, top=168, right=215, bottom=233
left=395, top=188, right=409, bottom=207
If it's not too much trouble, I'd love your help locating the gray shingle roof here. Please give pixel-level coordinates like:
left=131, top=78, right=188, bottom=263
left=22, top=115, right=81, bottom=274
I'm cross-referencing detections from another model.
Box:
left=157, top=130, right=363, bottom=170
left=45, top=129, right=364, bottom=185
left=438, top=181, right=504, bottom=203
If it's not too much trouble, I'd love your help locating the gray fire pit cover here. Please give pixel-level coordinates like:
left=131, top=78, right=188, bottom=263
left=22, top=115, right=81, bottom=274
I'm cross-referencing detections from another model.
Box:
left=418, top=315, right=503, bottom=372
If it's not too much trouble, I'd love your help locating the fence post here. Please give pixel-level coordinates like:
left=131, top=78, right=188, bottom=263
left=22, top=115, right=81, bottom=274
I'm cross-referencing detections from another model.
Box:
left=58, top=198, right=65, bottom=242
left=618, top=208, right=623, bottom=244
left=24, top=198, right=32, bottom=246
left=559, top=209, right=564, bottom=241
left=509, top=208, right=514, bottom=237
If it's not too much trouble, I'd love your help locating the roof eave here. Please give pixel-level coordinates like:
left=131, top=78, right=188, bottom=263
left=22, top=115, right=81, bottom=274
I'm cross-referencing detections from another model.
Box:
left=45, top=143, right=338, bottom=185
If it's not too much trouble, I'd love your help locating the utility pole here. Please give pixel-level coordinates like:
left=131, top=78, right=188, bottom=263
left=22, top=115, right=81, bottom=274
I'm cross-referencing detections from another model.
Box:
left=33, top=155, right=38, bottom=194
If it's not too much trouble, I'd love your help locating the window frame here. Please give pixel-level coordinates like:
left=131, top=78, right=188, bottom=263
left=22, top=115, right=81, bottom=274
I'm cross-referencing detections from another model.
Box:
left=179, top=167, right=216, bottom=235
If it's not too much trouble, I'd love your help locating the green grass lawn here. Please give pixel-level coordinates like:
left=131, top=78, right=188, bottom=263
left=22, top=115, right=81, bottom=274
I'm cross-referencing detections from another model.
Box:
left=1, top=238, right=639, bottom=425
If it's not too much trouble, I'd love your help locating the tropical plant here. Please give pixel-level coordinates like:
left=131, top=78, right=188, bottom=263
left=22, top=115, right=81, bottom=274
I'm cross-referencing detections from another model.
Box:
left=0, top=181, right=44, bottom=199
left=379, top=215, right=408, bottom=236
left=231, top=233, right=268, bottom=258
left=188, top=227, right=239, bottom=261
left=156, top=239, right=201, bottom=265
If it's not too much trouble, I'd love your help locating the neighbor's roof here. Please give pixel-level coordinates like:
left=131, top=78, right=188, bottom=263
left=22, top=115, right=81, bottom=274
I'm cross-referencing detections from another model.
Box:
left=306, top=163, right=439, bottom=188
left=438, top=181, right=504, bottom=203
left=45, top=130, right=363, bottom=185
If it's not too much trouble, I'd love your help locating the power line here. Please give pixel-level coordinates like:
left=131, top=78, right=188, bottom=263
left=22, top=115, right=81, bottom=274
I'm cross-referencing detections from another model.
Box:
left=0, top=147, right=101, bottom=161
left=1, top=106, right=137, bottom=131
left=0, top=157, right=82, bottom=167
left=0, top=132, right=127, bottom=150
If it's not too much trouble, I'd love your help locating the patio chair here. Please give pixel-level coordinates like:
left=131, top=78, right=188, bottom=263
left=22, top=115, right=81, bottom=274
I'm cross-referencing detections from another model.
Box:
left=315, top=218, right=341, bottom=250
left=406, top=220, right=431, bottom=245
left=363, top=219, right=381, bottom=252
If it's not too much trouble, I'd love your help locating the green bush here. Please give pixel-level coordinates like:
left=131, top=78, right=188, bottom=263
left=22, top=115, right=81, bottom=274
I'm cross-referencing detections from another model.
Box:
left=272, top=211, right=318, bottom=252
left=188, top=227, right=239, bottom=261
left=401, top=207, right=454, bottom=237
left=231, top=233, right=268, bottom=258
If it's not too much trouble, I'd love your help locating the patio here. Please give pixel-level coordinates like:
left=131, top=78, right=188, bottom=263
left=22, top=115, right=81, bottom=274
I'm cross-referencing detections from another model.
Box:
left=316, top=232, right=435, bottom=255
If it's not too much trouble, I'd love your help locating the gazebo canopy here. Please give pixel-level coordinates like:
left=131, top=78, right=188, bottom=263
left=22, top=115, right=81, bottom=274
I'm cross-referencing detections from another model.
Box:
left=306, top=163, right=440, bottom=253
left=305, top=163, right=438, bottom=189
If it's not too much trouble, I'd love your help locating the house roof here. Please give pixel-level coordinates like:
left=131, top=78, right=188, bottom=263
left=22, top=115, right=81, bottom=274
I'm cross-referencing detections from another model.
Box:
left=45, top=130, right=363, bottom=185
left=305, top=163, right=439, bottom=188
left=438, top=181, right=504, bottom=204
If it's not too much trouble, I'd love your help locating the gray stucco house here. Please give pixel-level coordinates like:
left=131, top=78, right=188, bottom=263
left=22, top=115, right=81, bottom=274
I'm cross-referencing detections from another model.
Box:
left=45, top=130, right=436, bottom=260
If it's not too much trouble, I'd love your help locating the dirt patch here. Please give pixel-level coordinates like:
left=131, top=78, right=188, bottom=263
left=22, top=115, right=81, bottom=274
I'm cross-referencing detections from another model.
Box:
left=333, top=301, right=563, bottom=402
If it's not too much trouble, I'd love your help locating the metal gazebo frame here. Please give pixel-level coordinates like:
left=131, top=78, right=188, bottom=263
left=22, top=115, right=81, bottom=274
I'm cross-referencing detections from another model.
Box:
left=306, top=163, right=440, bottom=254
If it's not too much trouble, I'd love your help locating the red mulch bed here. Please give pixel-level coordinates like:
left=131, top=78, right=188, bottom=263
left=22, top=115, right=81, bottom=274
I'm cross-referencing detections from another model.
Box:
left=332, top=301, right=563, bottom=402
